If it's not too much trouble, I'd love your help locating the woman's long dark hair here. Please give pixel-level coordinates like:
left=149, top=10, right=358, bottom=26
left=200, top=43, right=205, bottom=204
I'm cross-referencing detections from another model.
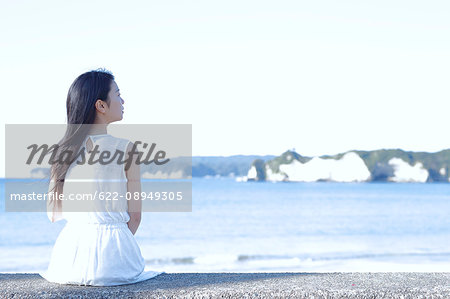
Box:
left=49, top=69, right=115, bottom=199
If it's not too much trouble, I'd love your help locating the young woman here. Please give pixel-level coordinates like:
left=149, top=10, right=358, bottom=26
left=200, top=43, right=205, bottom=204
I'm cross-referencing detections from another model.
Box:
left=39, top=69, right=163, bottom=286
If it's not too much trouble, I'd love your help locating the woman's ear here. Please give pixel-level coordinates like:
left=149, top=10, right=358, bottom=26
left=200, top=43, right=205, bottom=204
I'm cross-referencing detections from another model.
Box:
left=95, top=99, right=107, bottom=113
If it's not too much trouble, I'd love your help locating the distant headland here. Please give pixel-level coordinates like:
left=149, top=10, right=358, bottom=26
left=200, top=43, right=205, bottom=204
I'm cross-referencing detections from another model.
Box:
left=28, top=149, right=450, bottom=183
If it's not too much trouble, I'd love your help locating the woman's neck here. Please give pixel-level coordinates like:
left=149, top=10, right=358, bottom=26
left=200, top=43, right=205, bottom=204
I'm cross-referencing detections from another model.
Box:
left=88, top=123, right=108, bottom=135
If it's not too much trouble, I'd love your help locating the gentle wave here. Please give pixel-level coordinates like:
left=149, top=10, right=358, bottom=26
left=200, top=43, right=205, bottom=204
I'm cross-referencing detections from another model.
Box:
left=145, top=251, right=450, bottom=266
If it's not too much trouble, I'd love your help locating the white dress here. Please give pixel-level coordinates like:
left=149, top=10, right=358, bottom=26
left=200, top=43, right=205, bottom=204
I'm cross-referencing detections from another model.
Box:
left=39, top=134, right=163, bottom=286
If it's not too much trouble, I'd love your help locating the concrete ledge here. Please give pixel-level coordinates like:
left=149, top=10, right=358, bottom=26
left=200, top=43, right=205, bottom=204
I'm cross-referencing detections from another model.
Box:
left=1, top=273, right=449, bottom=298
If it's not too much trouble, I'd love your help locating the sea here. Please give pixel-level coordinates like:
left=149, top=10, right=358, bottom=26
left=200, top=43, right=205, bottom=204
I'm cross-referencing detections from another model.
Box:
left=1, top=177, right=449, bottom=273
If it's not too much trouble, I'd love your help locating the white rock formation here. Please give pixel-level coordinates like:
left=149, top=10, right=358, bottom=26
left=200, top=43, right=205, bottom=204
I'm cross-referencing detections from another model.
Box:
left=266, top=152, right=371, bottom=182
left=265, top=165, right=288, bottom=182
left=387, top=158, right=428, bottom=182
left=246, top=165, right=258, bottom=180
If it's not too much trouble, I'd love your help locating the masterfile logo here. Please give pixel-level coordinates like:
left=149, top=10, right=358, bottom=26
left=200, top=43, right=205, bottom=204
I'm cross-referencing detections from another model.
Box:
left=4, top=124, right=192, bottom=212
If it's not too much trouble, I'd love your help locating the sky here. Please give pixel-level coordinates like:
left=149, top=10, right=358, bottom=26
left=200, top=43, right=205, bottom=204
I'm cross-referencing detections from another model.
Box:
left=1, top=0, right=450, bottom=177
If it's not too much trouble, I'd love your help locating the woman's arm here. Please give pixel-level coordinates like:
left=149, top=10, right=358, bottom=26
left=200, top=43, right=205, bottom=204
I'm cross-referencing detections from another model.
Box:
left=125, top=142, right=142, bottom=235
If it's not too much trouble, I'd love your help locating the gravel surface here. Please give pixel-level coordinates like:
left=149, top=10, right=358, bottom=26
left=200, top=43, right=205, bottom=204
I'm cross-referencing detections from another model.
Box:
left=0, top=272, right=449, bottom=298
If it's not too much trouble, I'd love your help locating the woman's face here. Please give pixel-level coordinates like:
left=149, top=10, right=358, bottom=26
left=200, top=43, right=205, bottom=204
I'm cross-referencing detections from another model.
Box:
left=105, top=80, right=124, bottom=123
